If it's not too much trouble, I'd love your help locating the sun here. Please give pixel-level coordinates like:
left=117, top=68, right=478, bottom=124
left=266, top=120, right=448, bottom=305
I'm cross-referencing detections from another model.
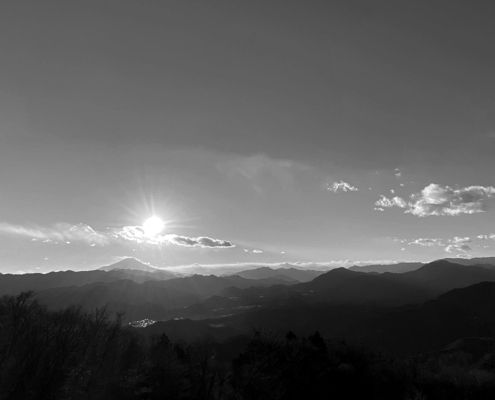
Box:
left=142, top=216, right=165, bottom=236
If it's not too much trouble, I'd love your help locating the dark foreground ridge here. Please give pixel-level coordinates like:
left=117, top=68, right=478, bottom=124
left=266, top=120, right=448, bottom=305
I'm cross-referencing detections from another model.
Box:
left=1, top=291, right=495, bottom=400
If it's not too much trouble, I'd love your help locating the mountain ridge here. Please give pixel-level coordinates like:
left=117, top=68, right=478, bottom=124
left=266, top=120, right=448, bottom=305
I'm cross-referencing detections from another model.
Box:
left=228, top=266, right=324, bottom=282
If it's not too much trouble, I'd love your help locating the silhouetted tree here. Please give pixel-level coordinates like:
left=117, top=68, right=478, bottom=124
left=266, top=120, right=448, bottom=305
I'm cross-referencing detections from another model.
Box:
left=2, top=292, right=495, bottom=400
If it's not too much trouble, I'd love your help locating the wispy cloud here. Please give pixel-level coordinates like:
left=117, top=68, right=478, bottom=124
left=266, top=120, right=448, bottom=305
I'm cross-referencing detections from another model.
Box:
left=374, top=184, right=495, bottom=216
left=394, top=168, right=401, bottom=178
left=409, top=238, right=444, bottom=247
left=0, top=222, right=235, bottom=249
left=389, top=237, right=408, bottom=243
left=327, top=181, right=359, bottom=193
left=445, top=243, right=472, bottom=254
left=0, top=222, right=109, bottom=245
left=448, top=236, right=472, bottom=244
left=406, top=235, right=476, bottom=254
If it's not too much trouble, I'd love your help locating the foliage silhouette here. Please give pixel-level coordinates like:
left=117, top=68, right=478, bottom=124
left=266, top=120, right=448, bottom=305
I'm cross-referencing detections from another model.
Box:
left=1, top=291, right=495, bottom=399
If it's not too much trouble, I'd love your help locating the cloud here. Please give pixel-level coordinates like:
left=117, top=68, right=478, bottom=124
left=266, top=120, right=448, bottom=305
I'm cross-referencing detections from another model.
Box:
left=406, top=235, right=476, bottom=253
left=165, top=235, right=234, bottom=248
left=0, top=222, right=109, bottom=245
left=477, top=233, right=495, bottom=240
left=455, top=253, right=472, bottom=259
left=375, top=184, right=495, bottom=217
left=408, top=184, right=495, bottom=216
left=113, top=226, right=234, bottom=248
left=327, top=181, right=359, bottom=193
left=394, top=168, right=401, bottom=178
left=409, top=238, right=444, bottom=247
left=445, top=243, right=472, bottom=254
left=448, top=236, right=472, bottom=244
left=375, top=195, right=408, bottom=208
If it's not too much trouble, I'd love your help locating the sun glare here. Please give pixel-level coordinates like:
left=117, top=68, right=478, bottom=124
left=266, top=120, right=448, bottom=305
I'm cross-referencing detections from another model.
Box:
left=142, top=216, right=165, bottom=236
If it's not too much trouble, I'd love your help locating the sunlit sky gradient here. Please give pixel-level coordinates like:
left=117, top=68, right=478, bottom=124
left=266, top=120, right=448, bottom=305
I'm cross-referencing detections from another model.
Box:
left=1, top=1, right=495, bottom=273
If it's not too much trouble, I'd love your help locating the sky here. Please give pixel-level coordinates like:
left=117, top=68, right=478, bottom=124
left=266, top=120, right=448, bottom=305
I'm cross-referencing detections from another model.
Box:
left=1, top=0, right=495, bottom=273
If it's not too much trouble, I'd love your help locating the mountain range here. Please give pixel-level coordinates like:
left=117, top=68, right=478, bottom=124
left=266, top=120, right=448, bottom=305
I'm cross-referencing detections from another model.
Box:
left=229, top=266, right=324, bottom=282
left=2, top=256, right=495, bottom=357
left=348, top=262, right=424, bottom=273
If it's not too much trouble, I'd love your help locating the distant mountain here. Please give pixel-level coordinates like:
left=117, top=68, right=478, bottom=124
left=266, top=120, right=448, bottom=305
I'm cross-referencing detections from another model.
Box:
left=0, top=258, right=180, bottom=296
left=0, top=269, right=175, bottom=296
left=394, top=260, right=495, bottom=294
left=218, top=260, right=495, bottom=308
left=349, top=262, right=424, bottom=273
left=435, top=280, right=495, bottom=310
left=308, top=260, right=495, bottom=301
left=19, top=258, right=495, bottom=333
left=232, top=266, right=324, bottom=282
left=35, top=279, right=201, bottom=320
left=347, top=258, right=495, bottom=274
left=99, top=257, right=176, bottom=277
left=218, top=267, right=428, bottom=308
left=271, top=274, right=299, bottom=283
left=301, top=267, right=430, bottom=305
left=33, top=273, right=297, bottom=321
left=443, top=257, right=495, bottom=267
